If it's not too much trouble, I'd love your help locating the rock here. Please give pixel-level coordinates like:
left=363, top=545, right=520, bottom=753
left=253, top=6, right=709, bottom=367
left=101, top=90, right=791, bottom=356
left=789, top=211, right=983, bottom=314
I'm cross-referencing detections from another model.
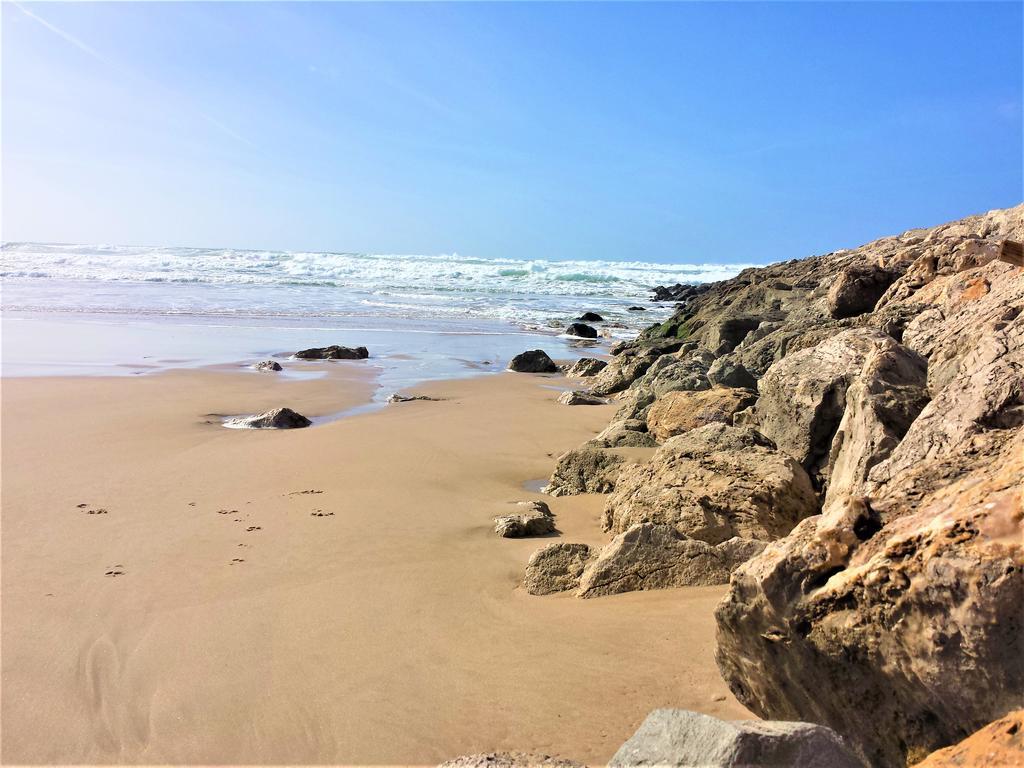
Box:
left=651, top=283, right=712, bottom=303
left=703, top=317, right=765, bottom=356
left=715, top=536, right=769, bottom=569
left=387, top=394, right=442, bottom=404
left=565, top=322, right=598, bottom=339
left=706, top=358, right=757, bottom=389
left=645, top=387, right=757, bottom=442
left=589, top=339, right=688, bottom=396
left=715, top=433, right=1024, bottom=767
left=603, top=424, right=818, bottom=544
left=821, top=342, right=929, bottom=514
left=225, top=407, right=312, bottom=429
left=556, top=390, right=606, bottom=406
left=827, top=263, right=894, bottom=318
left=608, top=709, right=862, bottom=768
left=565, top=358, right=607, bottom=377
left=577, top=523, right=731, bottom=597
left=494, top=502, right=556, bottom=538
left=523, top=543, right=592, bottom=595
left=589, top=420, right=658, bottom=448
left=629, top=349, right=712, bottom=400
left=915, top=710, right=1024, bottom=768
left=294, top=345, right=368, bottom=360
left=507, top=350, right=559, bottom=373
left=576, top=312, right=604, bottom=322
left=753, top=328, right=911, bottom=488
left=253, top=360, right=282, bottom=372
left=627, top=306, right=647, bottom=311
left=544, top=446, right=625, bottom=496
left=440, top=752, right=583, bottom=768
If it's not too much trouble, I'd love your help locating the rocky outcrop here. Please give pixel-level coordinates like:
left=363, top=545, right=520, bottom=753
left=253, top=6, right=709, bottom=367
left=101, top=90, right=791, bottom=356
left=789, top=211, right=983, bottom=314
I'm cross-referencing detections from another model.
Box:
left=253, top=360, right=282, bottom=371
left=645, top=387, right=757, bottom=442
left=495, top=501, right=556, bottom=538
left=565, top=322, right=598, bottom=339
left=565, top=357, right=607, bottom=377
left=225, top=407, right=312, bottom=429
left=508, top=350, right=559, bottom=373
left=609, top=709, right=862, bottom=768
left=603, top=424, right=818, bottom=544
left=295, top=345, right=368, bottom=360
left=556, top=390, right=606, bottom=406
left=827, top=263, right=894, bottom=318
left=915, top=710, right=1024, bottom=768
left=544, top=446, right=626, bottom=496
left=523, top=543, right=592, bottom=595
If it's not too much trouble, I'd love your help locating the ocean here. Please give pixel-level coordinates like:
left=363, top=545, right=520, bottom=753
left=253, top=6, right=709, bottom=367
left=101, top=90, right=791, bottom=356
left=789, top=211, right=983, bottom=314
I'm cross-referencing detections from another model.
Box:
left=1, top=242, right=748, bottom=390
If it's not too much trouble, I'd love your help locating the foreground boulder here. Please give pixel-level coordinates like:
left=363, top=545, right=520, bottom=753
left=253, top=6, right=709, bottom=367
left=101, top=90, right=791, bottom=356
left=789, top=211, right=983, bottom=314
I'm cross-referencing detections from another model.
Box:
left=609, top=709, right=862, bottom=768
left=556, top=390, right=606, bottom=406
left=508, top=350, right=559, bottom=373
left=915, top=710, right=1024, bottom=768
left=440, top=752, right=583, bottom=768
left=544, top=446, right=626, bottom=496
left=564, top=357, right=607, bottom=377
left=253, top=360, right=282, bottom=372
left=645, top=387, right=757, bottom=442
left=715, top=433, right=1024, bottom=767
left=565, top=322, right=598, bottom=339
left=523, top=543, right=592, bottom=595
left=603, top=424, right=818, bottom=543
left=225, top=407, right=312, bottom=429
left=494, top=501, right=555, bottom=538
left=294, top=345, right=368, bottom=360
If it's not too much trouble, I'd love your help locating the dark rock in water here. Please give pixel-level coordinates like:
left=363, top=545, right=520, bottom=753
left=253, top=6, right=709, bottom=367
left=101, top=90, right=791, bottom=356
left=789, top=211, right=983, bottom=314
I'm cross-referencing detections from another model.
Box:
left=387, top=394, right=442, bottom=404
left=609, top=709, right=862, bottom=768
left=576, top=311, right=604, bottom=322
left=565, top=322, right=598, bottom=339
left=226, top=407, right=312, bottom=429
left=253, top=360, right=282, bottom=372
left=627, top=306, right=647, bottom=311
left=557, top=390, right=606, bottom=406
left=294, top=345, right=368, bottom=360
left=827, top=263, right=894, bottom=318
left=507, top=349, right=559, bottom=373
left=565, top=358, right=607, bottom=377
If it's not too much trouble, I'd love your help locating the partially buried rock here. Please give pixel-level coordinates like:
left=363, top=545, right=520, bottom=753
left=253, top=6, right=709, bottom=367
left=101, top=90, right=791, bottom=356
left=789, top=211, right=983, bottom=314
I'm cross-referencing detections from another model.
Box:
left=565, top=322, right=598, bottom=339
left=523, top=542, right=592, bottom=595
left=556, top=390, right=605, bottom=406
left=608, top=709, right=861, bottom=768
left=576, top=311, right=604, bottom=322
left=565, top=357, right=607, bottom=377
left=494, top=501, right=555, bottom=538
left=507, top=350, right=559, bottom=373
left=253, top=360, right=282, bottom=372
left=225, top=407, right=312, bottom=429
left=440, top=752, right=583, bottom=768
left=294, top=345, right=368, bottom=360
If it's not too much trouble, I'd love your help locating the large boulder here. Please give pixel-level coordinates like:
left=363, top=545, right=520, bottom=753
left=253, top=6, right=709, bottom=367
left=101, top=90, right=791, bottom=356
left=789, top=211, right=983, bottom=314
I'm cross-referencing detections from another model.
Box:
left=294, top=345, right=368, bottom=360
left=603, top=424, right=818, bottom=544
left=609, top=709, right=862, bottom=768
left=224, top=407, right=312, bottom=429
left=523, top=543, right=592, bottom=595
left=715, top=433, right=1024, bottom=767
left=827, top=263, right=894, bottom=318
left=565, top=357, right=607, bottom=377
left=507, top=350, right=559, bottom=373
left=645, top=387, right=757, bottom=442
left=544, top=446, right=626, bottom=496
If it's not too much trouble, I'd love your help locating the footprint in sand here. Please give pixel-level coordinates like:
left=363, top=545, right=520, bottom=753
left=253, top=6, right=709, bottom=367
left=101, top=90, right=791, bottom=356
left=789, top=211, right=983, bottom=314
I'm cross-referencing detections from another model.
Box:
left=216, top=509, right=238, bottom=515
left=87, top=508, right=109, bottom=515
left=104, top=565, right=125, bottom=577
left=230, top=558, right=245, bottom=565
left=310, top=510, right=334, bottom=517
left=287, top=489, right=324, bottom=496
left=246, top=526, right=262, bottom=532
left=77, top=503, right=88, bottom=508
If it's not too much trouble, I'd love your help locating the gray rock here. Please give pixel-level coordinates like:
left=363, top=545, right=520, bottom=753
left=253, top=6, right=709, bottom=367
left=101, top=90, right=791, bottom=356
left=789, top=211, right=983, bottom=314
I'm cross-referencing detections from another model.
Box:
left=253, top=360, right=282, bottom=372
left=544, top=446, right=625, bottom=496
left=565, top=357, right=608, bottom=377
left=294, top=345, right=368, bottom=360
left=387, top=394, right=443, bottom=404
left=523, top=543, right=592, bottom=595
left=556, top=390, right=606, bottom=406
left=565, top=322, right=598, bottom=339
left=706, top=358, right=757, bottom=389
left=225, top=407, right=312, bottom=429
left=507, top=350, right=559, bottom=373
left=609, top=709, right=862, bottom=767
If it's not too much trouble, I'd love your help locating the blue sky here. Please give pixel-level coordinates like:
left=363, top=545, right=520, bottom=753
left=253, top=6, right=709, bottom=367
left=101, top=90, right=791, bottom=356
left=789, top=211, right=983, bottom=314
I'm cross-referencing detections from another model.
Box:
left=3, top=1, right=1021, bottom=264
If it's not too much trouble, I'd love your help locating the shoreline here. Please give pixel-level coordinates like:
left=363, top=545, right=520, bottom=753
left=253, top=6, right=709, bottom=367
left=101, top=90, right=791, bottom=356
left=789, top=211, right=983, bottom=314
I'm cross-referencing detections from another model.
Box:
left=0, top=364, right=748, bottom=765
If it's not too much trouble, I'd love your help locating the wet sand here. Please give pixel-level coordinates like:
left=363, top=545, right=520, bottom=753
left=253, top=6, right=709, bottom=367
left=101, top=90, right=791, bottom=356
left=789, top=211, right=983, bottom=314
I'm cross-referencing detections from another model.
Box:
left=1, top=365, right=749, bottom=765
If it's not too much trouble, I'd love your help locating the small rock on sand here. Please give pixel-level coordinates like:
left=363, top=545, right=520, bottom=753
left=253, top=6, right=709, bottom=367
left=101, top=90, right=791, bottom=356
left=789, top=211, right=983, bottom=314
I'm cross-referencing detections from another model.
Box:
left=494, top=500, right=556, bottom=537
left=387, top=394, right=442, bottom=404
left=253, top=360, right=282, bottom=372
left=225, top=407, right=312, bottom=429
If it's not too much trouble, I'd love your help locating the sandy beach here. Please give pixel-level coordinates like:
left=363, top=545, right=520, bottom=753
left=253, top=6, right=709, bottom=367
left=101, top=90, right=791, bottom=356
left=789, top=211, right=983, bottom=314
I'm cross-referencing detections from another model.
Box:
left=1, top=364, right=747, bottom=765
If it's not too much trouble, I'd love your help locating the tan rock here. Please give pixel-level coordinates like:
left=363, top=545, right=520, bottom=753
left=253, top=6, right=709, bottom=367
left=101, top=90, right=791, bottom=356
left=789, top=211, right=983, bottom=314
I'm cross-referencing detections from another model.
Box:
left=645, top=387, right=757, bottom=442
left=523, top=542, right=592, bottom=595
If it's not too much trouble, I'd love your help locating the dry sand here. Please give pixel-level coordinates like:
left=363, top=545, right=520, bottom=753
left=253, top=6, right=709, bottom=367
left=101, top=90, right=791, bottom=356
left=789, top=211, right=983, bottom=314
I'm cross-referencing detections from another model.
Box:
left=1, top=365, right=749, bottom=765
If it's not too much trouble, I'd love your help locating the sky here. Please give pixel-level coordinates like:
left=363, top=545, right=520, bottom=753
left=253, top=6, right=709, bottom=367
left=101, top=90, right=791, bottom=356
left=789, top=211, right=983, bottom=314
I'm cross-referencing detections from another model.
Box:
left=2, top=1, right=1022, bottom=265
